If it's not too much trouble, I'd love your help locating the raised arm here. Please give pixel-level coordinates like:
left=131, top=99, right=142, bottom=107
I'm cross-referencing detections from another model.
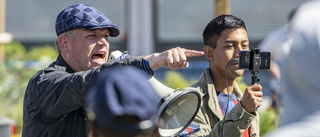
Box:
left=143, top=47, right=204, bottom=71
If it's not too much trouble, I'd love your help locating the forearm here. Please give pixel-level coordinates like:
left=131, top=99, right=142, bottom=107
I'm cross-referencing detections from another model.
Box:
left=143, top=47, right=204, bottom=70
left=143, top=53, right=162, bottom=71
left=192, top=103, right=256, bottom=137
left=211, top=103, right=257, bottom=137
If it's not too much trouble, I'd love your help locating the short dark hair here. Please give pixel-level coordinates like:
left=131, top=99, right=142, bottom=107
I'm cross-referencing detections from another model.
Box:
left=202, top=15, right=247, bottom=48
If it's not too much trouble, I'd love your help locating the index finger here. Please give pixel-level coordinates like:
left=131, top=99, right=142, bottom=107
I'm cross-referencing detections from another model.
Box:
left=184, top=50, right=204, bottom=57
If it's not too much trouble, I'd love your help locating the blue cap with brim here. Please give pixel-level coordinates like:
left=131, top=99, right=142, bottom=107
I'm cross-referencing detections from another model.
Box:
left=86, top=66, right=159, bottom=133
left=55, top=4, right=119, bottom=37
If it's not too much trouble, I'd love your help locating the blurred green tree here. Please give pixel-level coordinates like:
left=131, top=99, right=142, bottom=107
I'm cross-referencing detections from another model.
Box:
left=0, top=42, right=57, bottom=136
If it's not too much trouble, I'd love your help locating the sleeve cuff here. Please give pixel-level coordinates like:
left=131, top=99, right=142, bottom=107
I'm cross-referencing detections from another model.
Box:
left=141, top=59, right=154, bottom=76
left=229, top=103, right=257, bottom=129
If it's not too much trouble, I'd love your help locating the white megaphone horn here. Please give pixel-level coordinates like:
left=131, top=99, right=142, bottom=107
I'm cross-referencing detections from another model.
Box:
left=108, top=50, right=201, bottom=137
left=148, top=77, right=200, bottom=137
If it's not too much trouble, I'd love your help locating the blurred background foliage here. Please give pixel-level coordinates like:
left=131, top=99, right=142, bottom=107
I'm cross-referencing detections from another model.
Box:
left=0, top=42, right=58, bottom=136
left=0, top=42, right=277, bottom=136
left=5, top=42, right=57, bottom=61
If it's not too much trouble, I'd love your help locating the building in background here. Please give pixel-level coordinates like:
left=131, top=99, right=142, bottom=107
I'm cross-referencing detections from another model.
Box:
left=6, top=0, right=304, bottom=54
left=5, top=0, right=304, bottom=82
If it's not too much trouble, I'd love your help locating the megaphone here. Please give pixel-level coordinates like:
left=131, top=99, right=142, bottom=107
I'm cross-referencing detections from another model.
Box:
left=108, top=50, right=201, bottom=136
left=148, top=77, right=200, bottom=137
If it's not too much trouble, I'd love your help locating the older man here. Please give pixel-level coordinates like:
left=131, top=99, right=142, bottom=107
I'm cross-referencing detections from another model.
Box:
left=22, top=4, right=203, bottom=137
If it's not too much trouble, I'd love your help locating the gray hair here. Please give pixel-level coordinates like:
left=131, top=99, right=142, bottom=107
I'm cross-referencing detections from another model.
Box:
left=55, top=29, right=79, bottom=54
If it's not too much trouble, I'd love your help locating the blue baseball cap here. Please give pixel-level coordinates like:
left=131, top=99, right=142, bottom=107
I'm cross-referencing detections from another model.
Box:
left=86, top=66, right=159, bottom=133
left=55, top=4, right=120, bottom=36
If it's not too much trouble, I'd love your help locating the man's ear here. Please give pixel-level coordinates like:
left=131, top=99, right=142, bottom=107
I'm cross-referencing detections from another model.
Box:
left=204, top=45, right=214, bottom=60
left=58, top=35, right=69, bottom=53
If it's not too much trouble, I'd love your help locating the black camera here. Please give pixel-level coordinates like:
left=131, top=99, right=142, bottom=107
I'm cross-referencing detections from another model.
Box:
left=238, top=48, right=271, bottom=84
left=238, top=48, right=271, bottom=71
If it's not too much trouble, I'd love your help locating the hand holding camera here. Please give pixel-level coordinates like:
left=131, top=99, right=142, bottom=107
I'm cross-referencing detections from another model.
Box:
left=238, top=48, right=270, bottom=111
left=240, top=84, right=263, bottom=113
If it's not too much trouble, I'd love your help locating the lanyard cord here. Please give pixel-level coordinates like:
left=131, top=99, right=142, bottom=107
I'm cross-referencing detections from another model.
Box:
left=221, top=58, right=239, bottom=137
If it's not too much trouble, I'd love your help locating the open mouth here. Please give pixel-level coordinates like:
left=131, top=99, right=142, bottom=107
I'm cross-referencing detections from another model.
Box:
left=92, top=51, right=106, bottom=62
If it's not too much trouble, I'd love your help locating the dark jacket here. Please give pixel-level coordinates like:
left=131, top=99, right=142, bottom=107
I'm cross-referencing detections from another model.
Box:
left=22, top=55, right=145, bottom=137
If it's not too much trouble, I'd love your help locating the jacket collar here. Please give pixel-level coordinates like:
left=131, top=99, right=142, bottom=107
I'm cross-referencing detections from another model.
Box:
left=54, top=54, right=76, bottom=73
left=199, top=68, right=244, bottom=120
left=201, top=68, right=223, bottom=119
left=200, top=68, right=243, bottom=99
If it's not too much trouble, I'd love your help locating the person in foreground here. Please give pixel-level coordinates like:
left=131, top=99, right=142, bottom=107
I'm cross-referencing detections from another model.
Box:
left=86, top=66, right=159, bottom=137
left=265, top=1, right=320, bottom=136
left=22, top=4, right=204, bottom=137
left=180, top=15, right=262, bottom=137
